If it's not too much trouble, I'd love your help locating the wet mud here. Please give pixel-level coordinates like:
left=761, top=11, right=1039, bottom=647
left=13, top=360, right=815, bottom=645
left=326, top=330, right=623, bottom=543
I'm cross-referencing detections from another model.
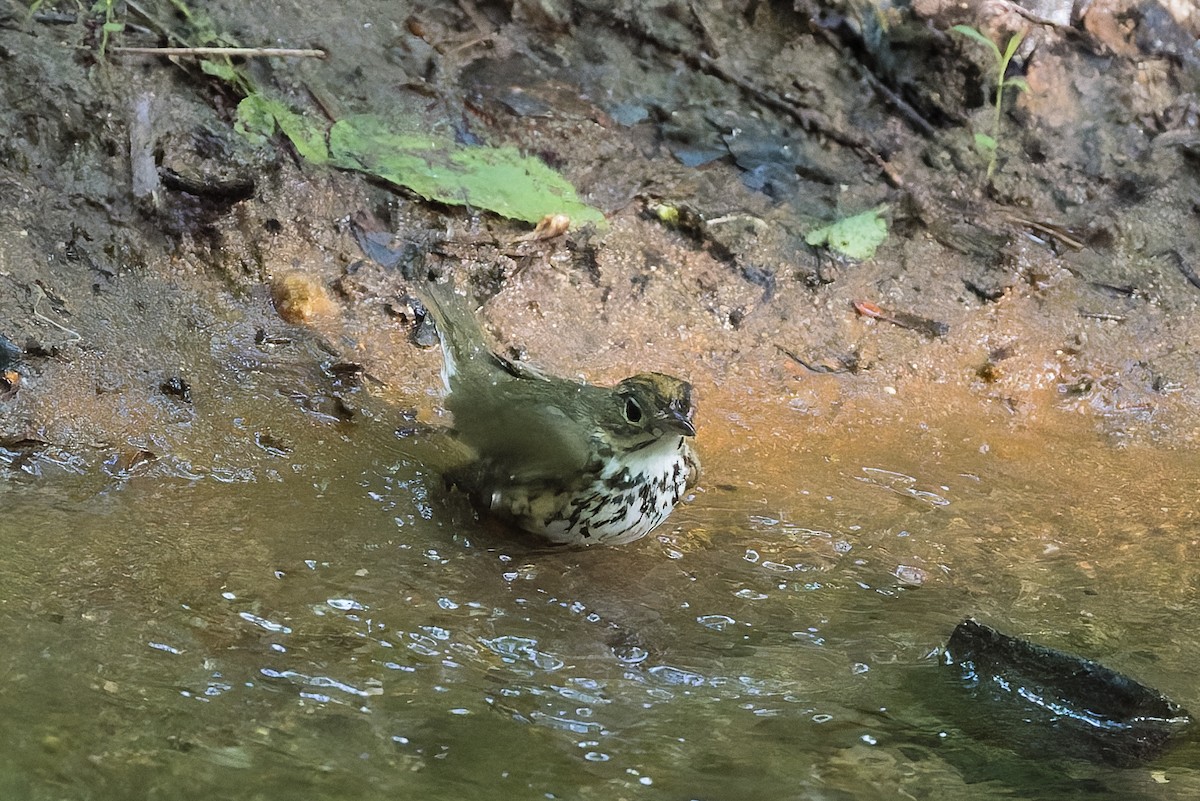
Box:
left=1, top=1, right=1198, bottom=470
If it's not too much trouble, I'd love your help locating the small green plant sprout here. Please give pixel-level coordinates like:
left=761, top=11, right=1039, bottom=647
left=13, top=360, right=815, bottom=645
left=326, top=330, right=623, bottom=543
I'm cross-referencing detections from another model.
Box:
left=92, top=0, right=125, bottom=59
left=951, top=25, right=1030, bottom=178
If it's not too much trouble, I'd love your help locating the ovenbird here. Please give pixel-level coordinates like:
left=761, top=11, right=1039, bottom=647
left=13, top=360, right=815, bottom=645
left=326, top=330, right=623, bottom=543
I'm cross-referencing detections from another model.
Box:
left=352, top=221, right=699, bottom=545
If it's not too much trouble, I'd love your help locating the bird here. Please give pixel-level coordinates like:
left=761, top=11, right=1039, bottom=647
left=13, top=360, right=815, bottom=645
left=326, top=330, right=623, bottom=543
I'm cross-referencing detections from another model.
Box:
left=351, top=218, right=699, bottom=545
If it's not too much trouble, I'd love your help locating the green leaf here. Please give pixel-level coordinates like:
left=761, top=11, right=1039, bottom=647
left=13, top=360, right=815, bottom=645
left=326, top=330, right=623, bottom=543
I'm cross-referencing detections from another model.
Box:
left=1000, top=31, right=1025, bottom=65
left=234, top=94, right=328, bottom=163
left=950, top=25, right=1000, bottom=59
left=328, top=114, right=605, bottom=227
left=1004, top=76, right=1030, bottom=93
left=973, top=132, right=997, bottom=152
left=804, top=206, right=889, bottom=261
left=234, top=95, right=278, bottom=146
left=271, top=104, right=329, bottom=164
left=199, top=58, right=240, bottom=83
left=102, top=20, right=124, bottom=32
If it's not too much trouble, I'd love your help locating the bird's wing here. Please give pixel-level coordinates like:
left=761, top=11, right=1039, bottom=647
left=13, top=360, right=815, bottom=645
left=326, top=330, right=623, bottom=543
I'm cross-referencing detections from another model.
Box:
left=449, top=394, right=596, bottom=484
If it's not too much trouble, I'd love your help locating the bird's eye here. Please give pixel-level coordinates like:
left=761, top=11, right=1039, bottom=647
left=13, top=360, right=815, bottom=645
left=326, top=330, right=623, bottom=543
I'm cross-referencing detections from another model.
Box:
left=623, top=396, right=644, bottom=423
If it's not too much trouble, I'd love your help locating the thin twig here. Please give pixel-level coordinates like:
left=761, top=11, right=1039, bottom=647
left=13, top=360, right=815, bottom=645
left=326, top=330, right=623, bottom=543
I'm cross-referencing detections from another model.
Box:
left=30, top=285, right=82, bottom=344
left=584, top=5, right=902, bottom=187
left=775, top=345, right=855, bottom=374
left=1079, top=311, right=1126, bottom=322
left=854, top=67, right=937, bottom=138
left=1157, top=249, right=1200, bottom=291
left=697, top=53, right=860, bottom=152
left=109, top=46, right=326, bottom=59
left=1005, top=215, right=1085, bottom=250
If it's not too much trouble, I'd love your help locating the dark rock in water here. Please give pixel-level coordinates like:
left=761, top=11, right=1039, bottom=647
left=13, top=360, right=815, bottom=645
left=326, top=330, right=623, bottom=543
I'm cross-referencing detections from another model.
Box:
left=0, top=333, right=20, bottom=371
left=943, top=619, right=1192, bottom=767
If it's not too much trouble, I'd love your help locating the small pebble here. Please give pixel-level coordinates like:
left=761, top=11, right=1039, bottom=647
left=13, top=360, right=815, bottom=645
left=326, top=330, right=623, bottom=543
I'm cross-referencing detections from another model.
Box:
left=271, top=273, right=334, bottom=323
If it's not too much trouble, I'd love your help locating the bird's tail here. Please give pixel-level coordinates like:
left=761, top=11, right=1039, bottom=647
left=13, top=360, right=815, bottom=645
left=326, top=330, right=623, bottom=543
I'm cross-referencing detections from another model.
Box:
left=349, top=213, right=489, bottom=390
left=412, top=276, right=494, bottom=389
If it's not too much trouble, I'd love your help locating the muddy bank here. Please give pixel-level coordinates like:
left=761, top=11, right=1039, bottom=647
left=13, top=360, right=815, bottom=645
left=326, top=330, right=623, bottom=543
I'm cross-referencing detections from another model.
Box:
left=1, top=0, right=1199, bottom=481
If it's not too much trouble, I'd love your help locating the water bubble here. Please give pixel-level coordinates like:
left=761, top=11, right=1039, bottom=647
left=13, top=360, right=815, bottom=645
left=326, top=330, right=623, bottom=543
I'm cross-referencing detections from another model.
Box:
left=238, top=612, right=292, bottom=634
left=406, top=637, right=440, bottom=657
left=530, top=711, right=602, bottom=734
left=696, top=614, right=736, bottom=631
left=613, top=644, right=648, bottom=664
left=857, top=467, right=950, bottom=506
left=894, top=565, right=929, bottom=585
left=484, top=635, right=538, bottom=658
left=531, top=652, right=565, bottom=671
left=483, top=635, right=564, bottom=671
left=648, top=665, right=705, bottom=687
left=791, top=629, right=825, bottom=646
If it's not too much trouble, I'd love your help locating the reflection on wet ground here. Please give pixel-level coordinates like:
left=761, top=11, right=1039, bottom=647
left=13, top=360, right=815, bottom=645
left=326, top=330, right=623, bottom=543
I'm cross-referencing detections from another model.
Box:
left=2, top=407, right=1199, bottom=801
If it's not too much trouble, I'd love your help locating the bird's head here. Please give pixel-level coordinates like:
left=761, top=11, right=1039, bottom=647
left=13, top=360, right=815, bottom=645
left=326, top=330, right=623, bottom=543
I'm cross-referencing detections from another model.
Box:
left=607, top=372, right=697, bottom=443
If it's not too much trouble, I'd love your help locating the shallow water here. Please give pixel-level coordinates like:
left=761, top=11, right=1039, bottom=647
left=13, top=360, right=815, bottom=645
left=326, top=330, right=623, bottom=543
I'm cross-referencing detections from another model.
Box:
left=2, top=407, right=1199, bottom=801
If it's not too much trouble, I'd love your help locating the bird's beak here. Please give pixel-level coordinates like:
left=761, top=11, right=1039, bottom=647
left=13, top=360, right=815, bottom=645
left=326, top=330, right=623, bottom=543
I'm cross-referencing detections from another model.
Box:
left=658, top=403, right=696, bottom=437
